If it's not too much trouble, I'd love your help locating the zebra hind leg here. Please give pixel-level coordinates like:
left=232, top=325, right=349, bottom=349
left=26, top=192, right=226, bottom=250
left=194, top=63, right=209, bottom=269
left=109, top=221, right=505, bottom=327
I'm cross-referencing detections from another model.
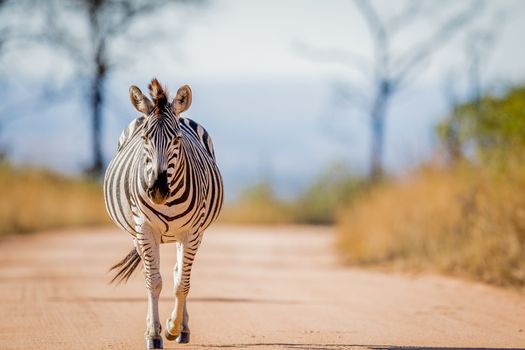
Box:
left=178, top=302, right=190, bottom=343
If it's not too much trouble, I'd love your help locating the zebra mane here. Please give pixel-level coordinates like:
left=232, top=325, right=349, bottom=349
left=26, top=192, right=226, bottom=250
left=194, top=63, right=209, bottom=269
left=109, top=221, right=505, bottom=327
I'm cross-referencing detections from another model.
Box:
left=148, top=78, right=169, bottom=110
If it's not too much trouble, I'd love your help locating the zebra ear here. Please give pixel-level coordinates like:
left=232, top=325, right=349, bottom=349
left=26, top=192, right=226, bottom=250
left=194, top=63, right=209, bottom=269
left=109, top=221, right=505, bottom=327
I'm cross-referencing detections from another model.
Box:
left=172, top=85, right=192, bottom=116
left=129, top=85, right=153, bottom=115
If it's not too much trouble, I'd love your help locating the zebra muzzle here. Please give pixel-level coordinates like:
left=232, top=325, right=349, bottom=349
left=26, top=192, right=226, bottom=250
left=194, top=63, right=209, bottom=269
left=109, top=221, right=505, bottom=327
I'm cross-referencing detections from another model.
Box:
left=148, top=171, right=170, bottom=204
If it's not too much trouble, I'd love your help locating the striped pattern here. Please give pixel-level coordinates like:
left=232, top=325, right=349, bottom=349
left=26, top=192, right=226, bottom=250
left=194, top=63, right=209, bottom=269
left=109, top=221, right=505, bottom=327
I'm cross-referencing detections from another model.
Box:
left=105, top=112, right=223, bottom=240
left=103, top=82, right=223, bottom=347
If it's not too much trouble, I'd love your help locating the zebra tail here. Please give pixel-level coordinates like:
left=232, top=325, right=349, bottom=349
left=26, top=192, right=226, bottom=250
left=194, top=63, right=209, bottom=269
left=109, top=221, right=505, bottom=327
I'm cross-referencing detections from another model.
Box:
left=109, top=248, right=142, bottom=284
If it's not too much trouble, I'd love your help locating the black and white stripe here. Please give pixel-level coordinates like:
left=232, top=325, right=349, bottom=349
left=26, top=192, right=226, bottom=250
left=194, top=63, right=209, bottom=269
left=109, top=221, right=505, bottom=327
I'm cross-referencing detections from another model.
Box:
left=103, top=80, right=223, bottom=348
left=105, top=112, right=223, bottom=239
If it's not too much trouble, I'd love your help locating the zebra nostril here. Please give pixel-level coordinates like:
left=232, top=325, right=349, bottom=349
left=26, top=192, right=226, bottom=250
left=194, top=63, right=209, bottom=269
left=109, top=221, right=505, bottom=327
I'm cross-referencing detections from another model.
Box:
left=157, top=171, right=168, bottom=182
left=148, top=171, right=169, bottom=200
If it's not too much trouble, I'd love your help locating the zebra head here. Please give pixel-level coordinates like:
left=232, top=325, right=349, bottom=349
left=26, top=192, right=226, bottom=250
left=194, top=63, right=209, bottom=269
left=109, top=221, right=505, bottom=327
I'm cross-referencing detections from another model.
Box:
left=129, top=78, right=192, bottom=205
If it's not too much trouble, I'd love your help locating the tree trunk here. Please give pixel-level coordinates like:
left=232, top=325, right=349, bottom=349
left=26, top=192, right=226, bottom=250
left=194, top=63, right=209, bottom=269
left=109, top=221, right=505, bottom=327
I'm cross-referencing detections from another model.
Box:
left=86, top=44, right=106, bottom=177
left=369, top=82, right=389, bottom=181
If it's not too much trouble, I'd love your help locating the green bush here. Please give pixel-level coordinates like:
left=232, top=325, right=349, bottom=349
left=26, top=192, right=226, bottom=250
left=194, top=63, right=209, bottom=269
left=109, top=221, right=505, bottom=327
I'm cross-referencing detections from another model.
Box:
left=438, top=86, right=525, bottom=165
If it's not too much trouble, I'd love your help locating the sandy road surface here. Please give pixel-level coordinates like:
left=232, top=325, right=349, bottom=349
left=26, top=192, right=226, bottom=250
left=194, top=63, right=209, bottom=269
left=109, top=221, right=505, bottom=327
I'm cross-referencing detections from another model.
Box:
left=0, top=225, right=524, bottom=350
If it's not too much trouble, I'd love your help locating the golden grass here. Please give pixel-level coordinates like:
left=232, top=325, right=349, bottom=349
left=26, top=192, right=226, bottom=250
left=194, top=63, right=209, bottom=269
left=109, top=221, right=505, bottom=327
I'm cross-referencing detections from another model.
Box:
left=219, top=203, right=295, bottom=225
left=0, top=163, right=109, bottom=236
left=337, top=162, right=525, bottom=288
left=219, top=183, right=295, bottom=225
left=219, top=164, right=364, bottom=226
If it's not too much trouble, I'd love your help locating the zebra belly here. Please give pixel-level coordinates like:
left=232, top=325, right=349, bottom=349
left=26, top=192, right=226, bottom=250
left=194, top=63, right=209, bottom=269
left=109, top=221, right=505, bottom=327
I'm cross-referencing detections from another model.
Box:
left=103, top=136, right=143, bottom=238
left=137, top=199, right=211, bottom=244
left=104, top=161, right=137, bottom=237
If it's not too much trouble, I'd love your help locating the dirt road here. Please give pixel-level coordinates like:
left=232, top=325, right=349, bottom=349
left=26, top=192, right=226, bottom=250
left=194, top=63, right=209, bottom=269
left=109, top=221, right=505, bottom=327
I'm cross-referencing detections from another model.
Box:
left=0, top=225, right=524, bottom=349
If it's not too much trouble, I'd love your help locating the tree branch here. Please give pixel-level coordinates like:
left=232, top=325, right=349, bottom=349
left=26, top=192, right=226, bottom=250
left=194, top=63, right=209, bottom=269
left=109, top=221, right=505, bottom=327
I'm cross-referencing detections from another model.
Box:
left=386, top=1, right=427, bottom=33
left=354, top=0, right=387, bottom=41
left=354, top=0, right=390, bottom=85
left=391, top=0, right=485, bottom=89
left=331, top=79, right=372, bottom=113
left=293, top=41, right=372, bottom=81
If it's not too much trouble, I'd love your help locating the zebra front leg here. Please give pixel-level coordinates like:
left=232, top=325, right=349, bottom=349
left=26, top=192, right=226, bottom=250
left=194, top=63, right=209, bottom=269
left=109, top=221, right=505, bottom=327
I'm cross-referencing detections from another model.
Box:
left=136, top=226, right=163, bottom=349
left=165, top=236, right=200, bottom=344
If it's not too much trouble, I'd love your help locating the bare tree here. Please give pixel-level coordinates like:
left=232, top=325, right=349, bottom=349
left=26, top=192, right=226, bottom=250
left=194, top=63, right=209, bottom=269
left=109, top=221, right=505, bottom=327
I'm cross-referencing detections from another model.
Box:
left=299, top=0, right=484, bottom=180
left=32, top=0, right=203, bottom=176
left=0, top=0, right=23, bottom=160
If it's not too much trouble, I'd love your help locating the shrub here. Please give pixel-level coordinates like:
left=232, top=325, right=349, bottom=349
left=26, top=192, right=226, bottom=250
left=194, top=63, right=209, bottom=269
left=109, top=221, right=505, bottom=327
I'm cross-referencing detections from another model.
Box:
left=0, top=162, right=109, bottom=235
left=337, top=163, right=525, bottom=288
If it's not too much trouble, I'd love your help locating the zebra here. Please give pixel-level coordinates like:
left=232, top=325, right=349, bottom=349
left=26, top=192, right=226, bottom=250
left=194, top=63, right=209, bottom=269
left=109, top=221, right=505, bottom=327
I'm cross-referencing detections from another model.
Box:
left=103, top=78, right=223, bottom=349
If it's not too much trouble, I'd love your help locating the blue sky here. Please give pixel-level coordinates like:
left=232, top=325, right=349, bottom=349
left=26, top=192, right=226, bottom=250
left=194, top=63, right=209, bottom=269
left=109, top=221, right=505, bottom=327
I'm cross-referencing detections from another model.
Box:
left=1, top=0, right=525, bottom=198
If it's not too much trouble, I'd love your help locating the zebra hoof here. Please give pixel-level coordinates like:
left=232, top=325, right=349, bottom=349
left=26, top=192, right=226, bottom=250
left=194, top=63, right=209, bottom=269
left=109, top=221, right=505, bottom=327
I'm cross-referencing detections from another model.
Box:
left=164, top=328, right=177, bottom=341
left=146, top=337, right=163, bottom=349
left=164, top=319, right=178, bottom=341
left=176, top=331, right=190, bottom=344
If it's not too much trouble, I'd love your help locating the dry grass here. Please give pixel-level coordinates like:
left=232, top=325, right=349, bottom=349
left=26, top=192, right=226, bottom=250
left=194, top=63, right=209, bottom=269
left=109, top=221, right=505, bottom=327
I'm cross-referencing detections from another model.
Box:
left=0, top=163, right=109, bottom=236
left=338, top=162, right=525, bottom=288
left=220, top=164, right=364, bottom=225
left=219, top=183, right=295, bottom=225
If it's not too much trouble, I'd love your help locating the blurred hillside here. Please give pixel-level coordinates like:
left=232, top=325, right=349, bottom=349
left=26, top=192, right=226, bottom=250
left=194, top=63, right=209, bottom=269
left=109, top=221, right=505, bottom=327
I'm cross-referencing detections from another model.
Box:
left=220, top=163, right=366, bottom=225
